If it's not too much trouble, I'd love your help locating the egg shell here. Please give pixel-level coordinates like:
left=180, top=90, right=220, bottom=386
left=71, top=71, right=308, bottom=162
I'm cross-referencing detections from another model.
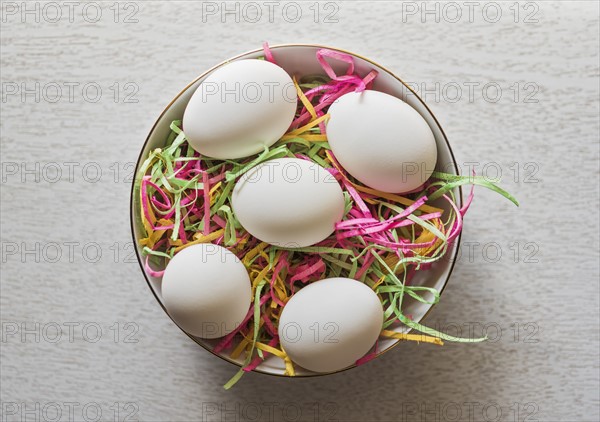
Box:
left=327, top=90, right=438, bottom=193
left=161, top=244, right=251, bottom=339
left=231, top=158, right=345, bottom=248
left=183, top=59, right=297, bottom=159
left=278, top=277, right=384, bottom=373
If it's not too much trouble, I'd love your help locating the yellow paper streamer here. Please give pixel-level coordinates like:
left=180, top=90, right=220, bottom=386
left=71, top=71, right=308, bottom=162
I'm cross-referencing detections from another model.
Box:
left=371, top=275, right=386, bottom=291
left=412, top=218, right=445, bottom=256
left=381, top=329, right=444, bottom=346
left=243, top=242, right=269, bottom=266
left=139, top=218, right=174, bottom=249
left=293, top=76, right=317, bottom=120
left=282, top=114, right=329, bottom=139
left=251, top=265, right=271, bottom=290
left=230, top=338, right=250, bottom=360
left=172, top=229, right=225, bottom=253
left=255, top=342, right=295, bottom=376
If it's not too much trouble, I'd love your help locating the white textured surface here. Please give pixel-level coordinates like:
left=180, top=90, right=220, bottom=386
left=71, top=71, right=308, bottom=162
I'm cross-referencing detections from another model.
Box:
left=1, top=2, right=599, bottom=421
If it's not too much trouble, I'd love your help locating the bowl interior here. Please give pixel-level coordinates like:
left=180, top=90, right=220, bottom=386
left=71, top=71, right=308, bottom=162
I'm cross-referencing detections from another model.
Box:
left=131, top=44, right=461, bottom=376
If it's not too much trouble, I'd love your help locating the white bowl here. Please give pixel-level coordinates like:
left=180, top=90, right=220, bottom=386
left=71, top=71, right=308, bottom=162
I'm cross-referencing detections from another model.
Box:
left=130, top=44, right=462, bottom=377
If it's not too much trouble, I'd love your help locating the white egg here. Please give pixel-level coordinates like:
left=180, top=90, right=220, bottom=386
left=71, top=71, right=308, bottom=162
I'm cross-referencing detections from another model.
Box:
left=183, top=59, right=297, bottom=159
left=278, top=277, right=383, bottom=373
left=161, top=244, right=251, bottom=339
left=327, top=90, right=438, bottom=193
left=232, top=158, right=345, bottom=248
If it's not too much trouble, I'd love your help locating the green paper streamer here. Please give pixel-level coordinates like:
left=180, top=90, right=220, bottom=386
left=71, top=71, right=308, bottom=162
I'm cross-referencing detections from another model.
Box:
left=428, top=171, right=519, bottom=206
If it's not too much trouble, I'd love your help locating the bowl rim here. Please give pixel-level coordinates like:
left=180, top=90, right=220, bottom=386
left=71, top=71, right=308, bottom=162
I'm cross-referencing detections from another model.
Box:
left=129, top=43, right=463, bottom=378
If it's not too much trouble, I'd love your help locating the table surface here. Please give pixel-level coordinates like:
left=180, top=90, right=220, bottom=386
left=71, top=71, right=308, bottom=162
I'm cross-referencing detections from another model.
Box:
left=1, top=1, right=599, bottom=421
